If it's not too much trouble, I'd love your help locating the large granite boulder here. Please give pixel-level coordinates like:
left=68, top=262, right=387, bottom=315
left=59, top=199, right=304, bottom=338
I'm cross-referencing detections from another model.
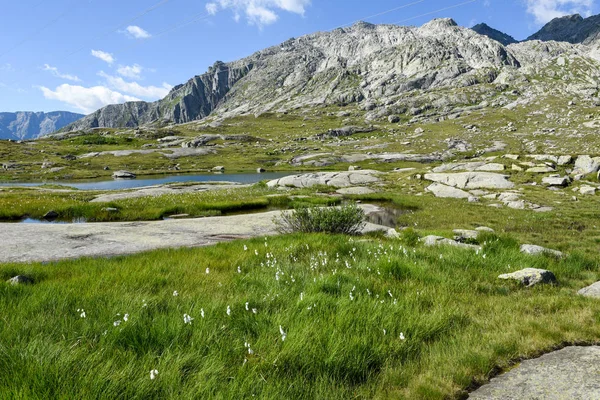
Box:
left=424, top=172, right=514, bottom=189
left=498, top=268, right=557, bottom=287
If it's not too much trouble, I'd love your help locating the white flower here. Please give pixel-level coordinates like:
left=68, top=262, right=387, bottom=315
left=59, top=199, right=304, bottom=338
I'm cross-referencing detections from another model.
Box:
left=173, top=291, right=179, bottom=297
left=206, top=268, right=210, bottom=274
left=300, top=292, right=304, bottom=301
left=244, top=245, right=248, bottom=251
left=77, top=308, right=86, bottom=318
left=183, top=314, right=194, bottom=325
left=399, top=332, right=406, bottom=340
left=123, top=314, right=129, bottom=322
left=142, top=300, right=148, bottom=308
left=237, top=266, right=242, bottom=273
left=349, top=292, right=354, bottom=301
left=227, top=306, right=231, bottom=316
left=150, top=369, right=158, bottom=380
left=201, top=308, right=205, bottom=318
left=252, top=308, right=257, bottom=314
left=279, top=325, right=286, bottom=342
left=114, top=320, right=121, bottom=327
left=255, top=249, right=259, bottom=256
left=383, top=329, right=386, bottom=335
left=245, top=302, right=249, bottom=311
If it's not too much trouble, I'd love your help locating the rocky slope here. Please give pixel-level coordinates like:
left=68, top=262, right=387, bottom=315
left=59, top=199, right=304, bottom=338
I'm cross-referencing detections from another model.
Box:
left=471, top=23, right=517, bottom=45
left=0, top=111, right=83, bottom=140
left=527, top=14, right=600, bottom=44
left=61, top=16, right=600, bottom=132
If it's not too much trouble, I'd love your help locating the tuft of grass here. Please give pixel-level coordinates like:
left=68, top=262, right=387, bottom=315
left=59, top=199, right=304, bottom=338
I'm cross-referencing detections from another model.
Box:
left=274, top=203, right=365, bottom=234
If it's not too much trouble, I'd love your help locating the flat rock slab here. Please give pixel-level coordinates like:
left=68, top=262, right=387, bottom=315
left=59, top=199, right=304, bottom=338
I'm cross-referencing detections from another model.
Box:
left=469, top=346, right=600, bottom=399
left=520, top=244, right=563, bottom=257
left=267, top=171, right=380, bottom=188
left=424, top=172, right=514, bottom=190
left=335, top=187, right=376, bottom=195
left=421, top=235, right=481, bottom=250
left=426, top=183, right=471, bottom=199
left=498, top=268, right=557, bottom=287
left=432, top=162, right=505, bottom=173
left=0, top=205, right=389, bottom=263
left=578, top=281, right=600, bottom=298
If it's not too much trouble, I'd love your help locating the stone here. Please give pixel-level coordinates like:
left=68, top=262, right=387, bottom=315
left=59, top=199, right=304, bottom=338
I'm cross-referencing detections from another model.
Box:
left=579, top=185, right=596, bottom=195
left=573, top=155, right=600, bottom=175
left=475, top=226, right=494, bottom=232
left=257, top=167, right=266, bottom=173
left=43, top=210, right=59, bottom=220
left=267, top=171, right=380, bottom=188
left=505, top=200, right=526, bottom=209
left=212, top=166, right=225, bottom=172
left=102, top=207, right=118, bottom=212
left=336, top=187, right=376, bottom=195
left=578, top=282, right=600, bottom=298
left=520, top=244, right=563, bottom=257
left=426, top=183, right=471, bottom=199
left=414, top=127, right=424, bottom=134
left=421, top=235, right=481, bottom=250
left=424, top=172, right=514, bottom=190
left=542, top=176, right=569, bottom=187
left=388, top=115, right=400, bottom=123
left=453, top=229, right=479, bottom=241
left=348, top=165, right=361, bottom=171
left=385, top=228, right=401, bottom=239
left=469, top=347, right=600, bottom=399
left=113, top=170, right=136, bottom=179
left=526, top=166, right=556, bottom=173
left=557, top=155, right=573, bottom=165
left=498, top=268, right=557, bottom=287
left=511, top=164, right=523, bottom=171
left=503, top=154, right=519, bottom=160
left=7, top=275, right=34, bottom=285
left=432, top=162, right=505, bottom=173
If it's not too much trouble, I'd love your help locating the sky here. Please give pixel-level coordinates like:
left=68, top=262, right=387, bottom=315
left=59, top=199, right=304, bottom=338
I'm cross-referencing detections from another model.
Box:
left=0, top=0, right=598, bottom=114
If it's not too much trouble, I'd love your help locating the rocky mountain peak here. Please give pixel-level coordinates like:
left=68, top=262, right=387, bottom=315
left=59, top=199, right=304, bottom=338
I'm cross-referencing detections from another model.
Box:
left=527, top=13, right=600, bottom=44
left=0, top=111, right=84, bottom=140
left=471, top=23, right=518, bottom=46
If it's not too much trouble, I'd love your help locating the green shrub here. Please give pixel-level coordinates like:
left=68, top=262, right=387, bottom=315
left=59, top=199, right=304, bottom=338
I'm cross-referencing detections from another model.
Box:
left=274, top=203, right=365, bottom=234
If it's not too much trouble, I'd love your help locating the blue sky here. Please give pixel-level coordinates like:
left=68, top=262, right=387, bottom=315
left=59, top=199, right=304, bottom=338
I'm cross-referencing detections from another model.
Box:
left=0, top=0, right=597, bottom=114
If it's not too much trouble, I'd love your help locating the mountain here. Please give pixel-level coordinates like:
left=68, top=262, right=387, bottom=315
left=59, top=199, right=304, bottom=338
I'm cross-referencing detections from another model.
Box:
left=471, top=23, right=517, bottom=46
left=527, top=13, right=600, bottom=44
left=60, top=16, right=600, bottom=133
left=0, top=111, right=84, bottom=140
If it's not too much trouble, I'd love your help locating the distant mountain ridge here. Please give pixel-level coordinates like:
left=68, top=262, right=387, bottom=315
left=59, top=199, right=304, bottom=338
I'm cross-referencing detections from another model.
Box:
left=0, top=111, right=84, bottom=140
left=527, top=14, right=600, bottom=44
left=471, top=23, right=517, bottom=46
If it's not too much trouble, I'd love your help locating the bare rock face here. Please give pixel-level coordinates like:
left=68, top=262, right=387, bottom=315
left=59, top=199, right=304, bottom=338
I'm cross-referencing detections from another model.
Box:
left=424, top=172, right=514, bottom=189
left=0, top=111, right=83, bottom=140
left=267, top=171, right=380, bottom=188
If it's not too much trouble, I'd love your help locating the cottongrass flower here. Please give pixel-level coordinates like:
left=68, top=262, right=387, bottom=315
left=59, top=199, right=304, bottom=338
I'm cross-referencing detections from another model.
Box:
left=227, top=306, right=231, bottom=316
left=255, top=249, right=259, bottom=256
left=113, top=320, right=122, bottom=327
left=77, top=309, right=86, bottom=318
left=383, top=329, right=387, bottom=335
left=252, top=308, right=257, bottom=314
left=245, top=302, right=249, bottom=311
left=237, top=266, right=242, bottom=273
left=201, top=308, right=205, bottom=318
left=183, top=314, right=194, bottom=325
left=399, top=332, right=406, bottom=340
left=142, top=300, right=148, bottom=308
left=279, top=325, right=286, bottom=342
left=173, top=291, right=179, bottom=297
left=123, top=314, right=129, bottom=322
left=244, top=245, right=248, bottom=251
left=206, top=268, right=210, bottom=274
left=150, top=369, right=158, bottom=380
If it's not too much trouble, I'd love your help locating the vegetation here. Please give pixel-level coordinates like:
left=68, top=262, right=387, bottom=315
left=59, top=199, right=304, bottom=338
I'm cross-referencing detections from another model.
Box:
left=275, top=203, right=365, bottom=235
left=1, top=233, right=600, bottom=399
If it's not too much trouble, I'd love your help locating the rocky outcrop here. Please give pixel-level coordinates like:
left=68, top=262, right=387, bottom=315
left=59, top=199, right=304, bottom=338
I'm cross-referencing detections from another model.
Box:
left=471, top=23, right=517, bottom=46
left=498, top=268, right=557, bottom=286
left=527, top=14, right=600, bottom=45
left=424, top=172, right=514, bottom=189
left=267, top=171, right=380, bottom=188
left=0, top=111, right=83, bottom=140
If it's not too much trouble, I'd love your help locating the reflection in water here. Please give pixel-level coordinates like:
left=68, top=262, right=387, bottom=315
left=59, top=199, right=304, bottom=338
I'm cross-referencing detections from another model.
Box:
left=365, top=206, right=408, bottom=228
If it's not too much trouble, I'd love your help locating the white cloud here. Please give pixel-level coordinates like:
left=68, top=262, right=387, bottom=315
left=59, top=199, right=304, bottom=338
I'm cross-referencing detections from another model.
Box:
left=98, top=71, right=172, bottom=99
left=39, top=84, right=140, bottom=114
left=206, top=0, right=310, bottom=25
left=0, top=63, right=14, bottom=72
left=526, top=0, right=593, bottom=24
left=124, top=25, right=152, bottom=39
left=91, top=50, right=115, bottom=65
left=117, top=64, right=144, bottom=79
left=42, top=64, right=81, bottom=82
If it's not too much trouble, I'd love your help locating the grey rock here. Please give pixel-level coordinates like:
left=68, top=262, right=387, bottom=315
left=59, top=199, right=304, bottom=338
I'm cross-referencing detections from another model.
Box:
left=579, top=185, right=597, bottom=195
left=542, top=176, right=569, bottom=187
left=498, top=268, right=557, bottom=286
left=267, top=170, right=380, bottom=188
left=113, top=170, right=136, bottom=179
left=426, top=183, right=471, bottom=199
left=520, top=244, right=563, bottom=257
left=0, top=111, right=83, bottom=140
left=336, top=186, right=376, bottom=195
left=421, top=235, right=481, bottom=250
left=557, top=155, right=573, bottom=165
left=578, top=281, right=600, bottom=298
left=424, top=172, right=514, bottom=189
left=7, top=275, right=34, bottom=285
left=43, top=210, right=58, bottom=220
left=453, top=229, right=479, bottom=241
left=212, top=166, right=225, bottom=172
left=432, top=162, right=505, bottom=173
left=469, top=346, right=600, bottom=399
left=257, top=167, right=266, bottom=173
left=526, top=166, right=556, bottom=173
left=573, top=155, right=600, bottom=175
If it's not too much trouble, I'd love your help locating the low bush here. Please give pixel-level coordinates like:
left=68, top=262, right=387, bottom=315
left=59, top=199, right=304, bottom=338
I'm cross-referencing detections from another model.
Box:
left=275, top=203, right=365, bottom=234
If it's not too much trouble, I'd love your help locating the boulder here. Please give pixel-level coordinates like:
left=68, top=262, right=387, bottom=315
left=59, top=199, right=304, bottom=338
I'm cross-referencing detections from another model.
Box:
left=453, top=229, right=479, bottom=241
left=421, top=235, right=481, bottom=250
left=388, top=115, right=400, bottom=123
left=113, top=170, right=136, bottom=179
left=257, top=167, right=266, bottom=173
left=578, top=282, right=600, bottom=299
left=557, top=155, right=573, bottom=165
left=498, top=268, right=557, bottom=287
left=526, top=166, right=556, bottom=173
left=573, top=155, right=600, bottom=175
left=7, top=275, right=34, bottom=285
left=426, top=183, right=471, bottom=199
left=43, top=210, right=59, bottom=220
left=520, top=244, right=563, bottom=257
left=423, top=172, right=514, bottom=190
left=579, top=185, right=597, bottom=195
left=212, top=166, right=225, bottom=172
left=432, top=162, right=505, bottom=173
left=542, top=176, right=569, bottom=187
left=267, top=171, right=380, bottom=189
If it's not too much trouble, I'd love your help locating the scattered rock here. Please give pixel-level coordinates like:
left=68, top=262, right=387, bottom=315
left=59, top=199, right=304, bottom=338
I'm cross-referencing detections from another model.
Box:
left=498, top=268, right=557, bottom=287
left=424, top=172, right=514, bottom=190
left=388, top=115, right=400, bottom=123
left=527, top=166, right=556, bottom=173
left=557, top=155, right=573, bottom=165
left=453, top=229, right=479, bottom=241
left=578, top=282, right=600, bottom=299
left=385, top=228, right=401, bottom=239
left=520, top=244, right=563, bottom=257
left=421, top=235, right=481, bottom=250
left=432, top=162, right=505, bottom=173
left=212, top=166, right=225, bottom=172
left=7, top=275, right=34, bottom=285
left=113, top=170, right=136, bottom=179
left=43, top=210, right=59, bottom=220
left=426, top=183, right=471, bottom=199
left=573, top=155, right=600, bottom=175
left=542, top=176, right=569, bottom=187
left=579, top=185, right=596, bottom=195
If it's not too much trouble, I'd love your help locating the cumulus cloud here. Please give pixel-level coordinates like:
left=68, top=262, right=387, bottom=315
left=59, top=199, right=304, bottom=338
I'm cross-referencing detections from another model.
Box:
left=124, top=25, right=152, bottom=39
left=206, top=0, right=310, bottom=25
left=117, top=64, right=143, bottom=79
left=98, top=71, right=172, bottom=99
left=42, top=64, right=81, bottom=82
left=91, top=50, right=115, bottom=65
left=526, top=0, right=594, bottom=24
left=39, top=84, right=140, bottom=114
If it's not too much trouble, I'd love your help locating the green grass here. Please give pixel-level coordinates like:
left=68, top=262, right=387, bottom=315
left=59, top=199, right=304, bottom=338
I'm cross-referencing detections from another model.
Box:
left=1, top=233, right=600, bottom=399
